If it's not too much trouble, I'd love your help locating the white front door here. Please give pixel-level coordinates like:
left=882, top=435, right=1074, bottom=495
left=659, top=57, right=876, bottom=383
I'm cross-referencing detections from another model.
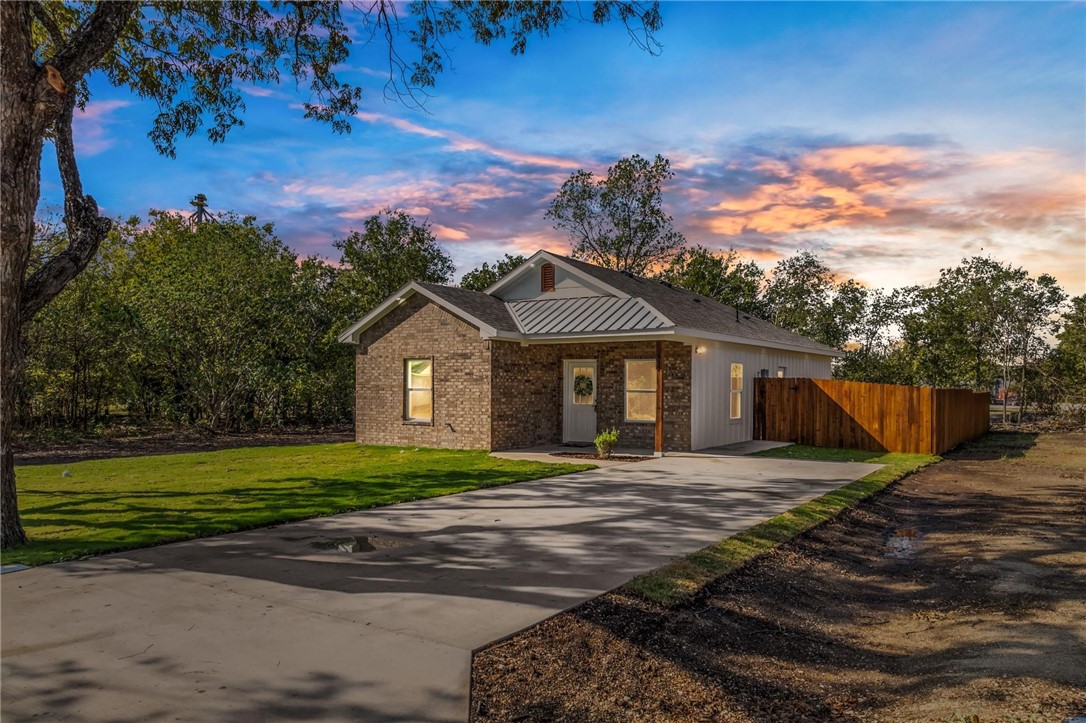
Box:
left=563, top=359, right=597, bottom=444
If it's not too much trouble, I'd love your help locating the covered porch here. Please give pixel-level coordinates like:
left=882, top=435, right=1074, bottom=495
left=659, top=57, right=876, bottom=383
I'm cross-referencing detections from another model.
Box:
left=490, top=338, right=692, bottom=454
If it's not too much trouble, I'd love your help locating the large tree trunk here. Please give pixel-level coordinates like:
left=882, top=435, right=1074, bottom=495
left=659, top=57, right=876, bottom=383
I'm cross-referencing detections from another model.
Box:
left=1, top=2, right=131, bottom=549
left=1, top=3, right=43, bottom=549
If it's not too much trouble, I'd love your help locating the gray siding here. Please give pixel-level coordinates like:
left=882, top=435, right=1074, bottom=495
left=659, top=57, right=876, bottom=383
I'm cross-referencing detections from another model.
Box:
left=690, top=341, right=833, bottom=450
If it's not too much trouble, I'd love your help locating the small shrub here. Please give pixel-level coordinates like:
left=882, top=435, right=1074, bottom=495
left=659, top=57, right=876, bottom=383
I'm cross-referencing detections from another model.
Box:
left=595, top=428, right=619, bottom=458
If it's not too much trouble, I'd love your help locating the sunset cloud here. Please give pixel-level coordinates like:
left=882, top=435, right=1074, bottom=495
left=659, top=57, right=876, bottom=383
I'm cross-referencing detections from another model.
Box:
left=72, top=100, right=131, bottom=156
left=355, top=112, right=583, bottom=170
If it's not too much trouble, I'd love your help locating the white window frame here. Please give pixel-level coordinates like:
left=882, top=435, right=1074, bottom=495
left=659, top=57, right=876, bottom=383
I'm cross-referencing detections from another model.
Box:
left=624, top=359, right=657, bottom=423
left=404, top=358, right=433, bottom=424
left=730, top=363, right=743, bottom=421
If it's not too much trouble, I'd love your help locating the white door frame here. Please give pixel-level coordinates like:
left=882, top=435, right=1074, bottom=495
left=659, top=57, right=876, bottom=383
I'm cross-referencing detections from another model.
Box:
left=562, top=359, right=598, bottom=444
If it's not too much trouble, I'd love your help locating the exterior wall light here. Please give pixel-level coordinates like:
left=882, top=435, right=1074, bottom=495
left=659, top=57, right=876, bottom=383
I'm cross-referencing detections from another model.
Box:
left=695, top=345, right=707, bottom=355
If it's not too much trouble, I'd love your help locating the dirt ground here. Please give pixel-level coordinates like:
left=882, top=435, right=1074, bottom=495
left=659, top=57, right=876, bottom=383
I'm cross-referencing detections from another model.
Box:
left=471, top=432, right=1086, bottom=722
left=13, top=427, right=353, bottom=466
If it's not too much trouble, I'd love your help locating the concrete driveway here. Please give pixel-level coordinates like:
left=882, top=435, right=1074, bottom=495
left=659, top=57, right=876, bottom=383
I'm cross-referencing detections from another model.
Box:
left=1, top=454, right=881, bottom=722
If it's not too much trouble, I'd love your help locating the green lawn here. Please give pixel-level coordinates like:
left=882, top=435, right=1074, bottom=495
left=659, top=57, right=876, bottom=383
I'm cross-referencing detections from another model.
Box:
left=3, top=444, right=592, bottom=566
left=623, top=444, right=939, bottom=606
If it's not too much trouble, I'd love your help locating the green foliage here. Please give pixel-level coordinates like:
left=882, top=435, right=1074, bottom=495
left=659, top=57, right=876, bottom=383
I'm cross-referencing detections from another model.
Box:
left=761, top=251, right=868, bottom=348
left=655, top=245, right=766, bottom=315
left=460, top=253, right=527, bottom=291
left=119, top=212, right=305, bottom=429
left=332, top=208, right=454, bottom=316
left=546, top=154, right=685, bottom=274
left=18, top=221, right=131, bottom=430
left=594, top=427, right=620, bottom=458
left=623, top=445, right=939, bottom=606
left=891, top=258, right=1066, bottom=392
left=29, top=2, right=663, bottom=155
left=2, top=444, right=592, bottom=566
left=16, top=207, right=463, bottom=434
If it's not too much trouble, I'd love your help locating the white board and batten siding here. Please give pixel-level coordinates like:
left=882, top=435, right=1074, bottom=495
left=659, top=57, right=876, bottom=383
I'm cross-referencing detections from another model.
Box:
left=690, top=340, right=833, bottom=450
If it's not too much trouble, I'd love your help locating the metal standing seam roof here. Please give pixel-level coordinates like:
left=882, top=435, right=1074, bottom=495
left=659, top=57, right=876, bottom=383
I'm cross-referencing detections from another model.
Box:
left=508, top=296, right=668, bottom=334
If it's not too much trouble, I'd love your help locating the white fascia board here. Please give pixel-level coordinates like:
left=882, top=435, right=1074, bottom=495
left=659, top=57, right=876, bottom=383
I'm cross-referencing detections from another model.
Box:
left=337, top=282, right=501, bottom=344
left=484, top=250, right=630, bottom=299
left=483, top=249, right=547, bottom=295
left=336, top=281, right=418, bottom=344
left=671, top=327, right=844, bottom=358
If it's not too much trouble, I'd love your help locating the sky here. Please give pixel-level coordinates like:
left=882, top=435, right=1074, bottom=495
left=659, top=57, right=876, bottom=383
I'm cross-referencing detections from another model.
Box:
left=40, top=1, right=1086, bottom=294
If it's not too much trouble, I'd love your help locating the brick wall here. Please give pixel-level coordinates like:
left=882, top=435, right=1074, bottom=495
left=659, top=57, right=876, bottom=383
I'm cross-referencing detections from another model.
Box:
left=353, top=298, right=693, bottom=451
left=355, top=296, right=491, bottom=449
left=490, top=340, right=691, bottom=452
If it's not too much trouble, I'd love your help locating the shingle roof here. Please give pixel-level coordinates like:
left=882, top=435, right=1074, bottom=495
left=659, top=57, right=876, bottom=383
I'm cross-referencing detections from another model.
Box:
left=555, top=255, right=838, bottom=354
left=377, top=258, right=836, bottom=356
left=509, top=296, right=667, bottom=334
left=415, top=282, right=520, bottom=333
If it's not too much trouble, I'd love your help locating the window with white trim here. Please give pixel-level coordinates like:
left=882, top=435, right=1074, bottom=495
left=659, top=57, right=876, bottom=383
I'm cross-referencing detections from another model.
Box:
left=404, top=359, right=433, bottom=422
left=730, top=363, right=743, bottom=420
left=625, top=359, right=656, bottom=422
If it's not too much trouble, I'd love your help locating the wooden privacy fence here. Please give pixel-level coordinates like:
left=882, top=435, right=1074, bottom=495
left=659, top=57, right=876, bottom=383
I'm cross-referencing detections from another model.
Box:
left=753, top=378, right=989, bottom=455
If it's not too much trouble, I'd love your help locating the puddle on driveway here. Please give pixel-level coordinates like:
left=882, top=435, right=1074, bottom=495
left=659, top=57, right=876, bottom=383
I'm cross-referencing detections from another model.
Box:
left=884, top=527, right=923, bottom=560
left=309, top=534, right=417, bottom=554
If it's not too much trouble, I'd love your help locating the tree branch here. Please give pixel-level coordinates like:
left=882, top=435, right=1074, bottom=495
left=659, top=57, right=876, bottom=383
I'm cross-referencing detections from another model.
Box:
left=48, top=1, right=136, bottom=82
left=30, top=1, right=64, bottom=45
left=20, top=95, right=112, bottom=325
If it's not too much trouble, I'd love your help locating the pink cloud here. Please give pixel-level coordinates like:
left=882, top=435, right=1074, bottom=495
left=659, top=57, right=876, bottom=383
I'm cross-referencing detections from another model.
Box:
left=354, top=111, right=583, bottom=169
left=72, top=100, right=131, bottom=156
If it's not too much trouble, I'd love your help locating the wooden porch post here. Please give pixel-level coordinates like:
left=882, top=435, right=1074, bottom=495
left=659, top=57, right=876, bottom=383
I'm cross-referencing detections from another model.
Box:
left=655, top=340, right=664, bottom=456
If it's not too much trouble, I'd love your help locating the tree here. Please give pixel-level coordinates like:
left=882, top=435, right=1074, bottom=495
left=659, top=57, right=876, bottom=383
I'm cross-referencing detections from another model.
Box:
left=120, top=212, right=301, bottom=431
left=1, top=2, right=664, bottom=548
left=332, top=209, right=455, bottom=320
left=1048, top=295, right=1086, bottom=422
left=18, top=220, right=130, bottom=431
left=546, top=154, right=685, bottom=274
left=762, top=252, right=867, bottom=349
left=655, top=245, right=765, bottom=315
left=460, top=254, right=527, bottom=291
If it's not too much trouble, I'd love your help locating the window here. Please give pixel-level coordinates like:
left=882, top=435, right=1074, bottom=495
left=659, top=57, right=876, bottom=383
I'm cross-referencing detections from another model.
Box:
left=404, top=359, right=432, bottom=422
left=758, top=369, right=770, bottom=378
left=541, top=262, right=555, bottom=292
left=777, top=366, right=787, bottom=378
left=625, top=359, right=657, bottom=422
left=730, top=363, right=743, bottom=420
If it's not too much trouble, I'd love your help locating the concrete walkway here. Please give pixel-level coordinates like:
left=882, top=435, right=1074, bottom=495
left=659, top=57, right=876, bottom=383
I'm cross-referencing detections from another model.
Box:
left=1, top=454, right=881, bottom=722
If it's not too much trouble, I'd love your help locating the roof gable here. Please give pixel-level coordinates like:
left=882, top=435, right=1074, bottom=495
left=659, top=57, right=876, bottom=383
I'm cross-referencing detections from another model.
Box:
left=337, top=251, right=841, bottom=357
left=487, top=251, right=628, bottom=301
left=336, top=281, right=518, bottom=344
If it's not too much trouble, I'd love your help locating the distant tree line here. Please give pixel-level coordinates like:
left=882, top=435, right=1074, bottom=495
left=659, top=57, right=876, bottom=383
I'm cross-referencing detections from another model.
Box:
left=18, top=154, right=1083, bottom=436
left=16, top=209, right=455, bottom=434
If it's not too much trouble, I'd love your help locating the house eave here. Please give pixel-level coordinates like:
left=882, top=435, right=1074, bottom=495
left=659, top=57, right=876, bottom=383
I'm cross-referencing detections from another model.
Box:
left=337, top=282, right=501, bottom=344
left=669, top=327, right=844, bottom=357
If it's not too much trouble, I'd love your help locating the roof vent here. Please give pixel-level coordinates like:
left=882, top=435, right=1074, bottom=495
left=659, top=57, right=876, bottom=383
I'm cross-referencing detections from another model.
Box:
left=541, top=262, right=555, bottom=292
left=693, top=298, right=702, bottom=303
left=621, top=270, right=636, bottom=278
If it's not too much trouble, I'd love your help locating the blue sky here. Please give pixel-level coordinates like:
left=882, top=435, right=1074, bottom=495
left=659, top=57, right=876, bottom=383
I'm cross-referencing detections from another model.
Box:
left=41, top=1, right=1086, bottom=293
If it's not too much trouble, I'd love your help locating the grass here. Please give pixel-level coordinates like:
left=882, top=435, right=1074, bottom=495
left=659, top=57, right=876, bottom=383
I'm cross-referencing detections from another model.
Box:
left=2, top=443, right=592, bottom=566
left=622, top=444, right=939, bottom=606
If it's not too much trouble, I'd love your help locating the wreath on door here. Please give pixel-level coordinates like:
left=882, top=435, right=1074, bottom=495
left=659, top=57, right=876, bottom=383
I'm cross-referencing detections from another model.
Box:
left=573, top=374, right=594, bottom=398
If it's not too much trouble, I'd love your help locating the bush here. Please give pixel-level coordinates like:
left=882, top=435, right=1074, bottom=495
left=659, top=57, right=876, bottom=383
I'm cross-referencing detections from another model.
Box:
left=595, top=428, right=619, bottom=458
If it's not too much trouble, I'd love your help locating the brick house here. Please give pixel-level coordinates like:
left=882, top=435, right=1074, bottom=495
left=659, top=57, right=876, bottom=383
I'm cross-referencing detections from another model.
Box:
left=338, top=251, right=840, bottom=453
